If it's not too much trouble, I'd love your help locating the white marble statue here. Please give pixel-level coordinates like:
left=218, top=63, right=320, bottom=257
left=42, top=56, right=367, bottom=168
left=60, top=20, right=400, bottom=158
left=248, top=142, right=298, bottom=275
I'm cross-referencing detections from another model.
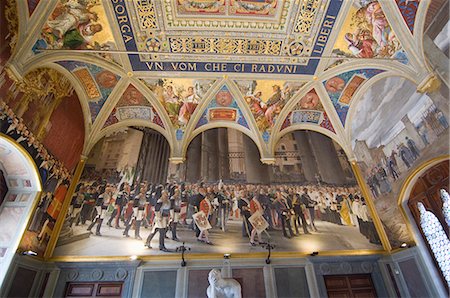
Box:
left=206, top=269, right=242, bottom=298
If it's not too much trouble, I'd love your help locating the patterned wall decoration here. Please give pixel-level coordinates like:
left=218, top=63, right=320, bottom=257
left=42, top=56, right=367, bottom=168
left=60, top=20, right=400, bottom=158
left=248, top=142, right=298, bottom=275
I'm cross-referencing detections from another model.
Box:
left=167, top=0, right=288, bottom=29
left=395, top=0, right=420, bottom=34
left=195, top=85, right=249, bottom=130
left=141, top=78, right=215, bottom=129
left=281, top=89, right=335, bottom=133
left=27, top=0, right=41, bottom=16
left=332, top=1, right=408, bottom=63
left=57, top=61, right=120, bottom=123
left=234, top=80, right=305, bottom=131
left=323, top=69, right=385, bottom=126
left=103, top=84, right=164, bottom=129
left=113, top=0, right=343, bottom=75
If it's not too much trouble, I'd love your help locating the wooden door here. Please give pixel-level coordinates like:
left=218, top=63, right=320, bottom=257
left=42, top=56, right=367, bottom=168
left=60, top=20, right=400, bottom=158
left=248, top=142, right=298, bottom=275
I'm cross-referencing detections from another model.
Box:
left=324, top=274, right=377, bottom=298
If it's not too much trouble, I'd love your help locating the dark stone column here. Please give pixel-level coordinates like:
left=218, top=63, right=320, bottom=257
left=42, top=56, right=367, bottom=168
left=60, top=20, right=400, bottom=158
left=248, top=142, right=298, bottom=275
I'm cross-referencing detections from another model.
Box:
left=307, top=131, right=346, bottom=185
left=243, top=134, right=269, bottom=184
left=186, top=135, right=202, bottom=183
left=293, top=131, right=320, bottom=183
left=135, top=129, right=170, bottom=184
left=218, top=128, right=230, bottom=181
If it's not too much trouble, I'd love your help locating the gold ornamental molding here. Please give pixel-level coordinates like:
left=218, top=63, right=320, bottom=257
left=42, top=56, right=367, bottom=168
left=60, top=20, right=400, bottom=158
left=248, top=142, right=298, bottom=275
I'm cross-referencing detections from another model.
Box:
left=416, top=73, right=442, bottom=94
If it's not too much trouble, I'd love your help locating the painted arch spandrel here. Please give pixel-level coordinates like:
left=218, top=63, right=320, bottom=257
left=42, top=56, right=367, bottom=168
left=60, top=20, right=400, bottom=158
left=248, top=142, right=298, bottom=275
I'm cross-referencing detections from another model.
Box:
left=141, top=78, right=216, bottom=129
left=351, top=76, right=450, bottom=246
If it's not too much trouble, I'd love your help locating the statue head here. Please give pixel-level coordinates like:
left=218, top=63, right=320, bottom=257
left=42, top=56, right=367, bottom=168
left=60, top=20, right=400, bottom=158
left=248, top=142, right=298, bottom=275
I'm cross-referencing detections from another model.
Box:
left=208, top=269, right=222, bottom=285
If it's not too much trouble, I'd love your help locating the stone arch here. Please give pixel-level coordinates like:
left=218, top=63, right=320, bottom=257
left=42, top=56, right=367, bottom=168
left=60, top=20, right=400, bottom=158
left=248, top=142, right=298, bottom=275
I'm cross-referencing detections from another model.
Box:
left=181, top=122, right=265, bottom=162
left=87, top=119, right=173, bottom=158
left=345, top=73, right=421, bottom=142
left=0, top=134, right=42, bottom=288
left=181, top=79, right=264, bottom=156
left=271, top=125, right=352, bottom=159
left=396, top=155, right=449, bottom=295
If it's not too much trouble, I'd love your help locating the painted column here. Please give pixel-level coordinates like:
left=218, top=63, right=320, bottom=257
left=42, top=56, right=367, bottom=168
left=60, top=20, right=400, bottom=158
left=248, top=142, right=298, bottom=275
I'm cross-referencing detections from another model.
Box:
left=293, top=131, right=320, bottom=183
left=307, top=131, right=347, bottom=184
left=218, top=128, right=230, bottom=181
left=350, top=160, right=392, bottom=251
left=186, top=135, right=201, bottom=182
left=401, top=115, right=426, bottom=149
left=45, top=156, right=87, bottom=259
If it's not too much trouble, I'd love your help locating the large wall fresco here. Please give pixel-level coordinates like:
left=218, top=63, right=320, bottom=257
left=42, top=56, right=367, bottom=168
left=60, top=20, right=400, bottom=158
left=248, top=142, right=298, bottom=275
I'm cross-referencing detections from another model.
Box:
left=103, top=84, right=164, bottom=129
left=333, top=1, right=408, bottom=63
left=351, top=77, right=449, bottom=245
left=195, top=85, right=250, bottom=130
left=234, top=80, right=305, bottom=132
left=142, top=78, right=216, bottom=129
left=323, top=69, right=385, bottom=126
left=57, top=61, right=120, bottom=123
left=53, top=130, right=383, bottom=258
left=281, top=88, right=335, bottom=134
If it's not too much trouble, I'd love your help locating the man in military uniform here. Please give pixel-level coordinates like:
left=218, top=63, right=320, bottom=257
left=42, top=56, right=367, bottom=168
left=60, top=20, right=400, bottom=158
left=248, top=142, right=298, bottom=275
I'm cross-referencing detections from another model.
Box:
left=145, top=190, right=171, bottom=251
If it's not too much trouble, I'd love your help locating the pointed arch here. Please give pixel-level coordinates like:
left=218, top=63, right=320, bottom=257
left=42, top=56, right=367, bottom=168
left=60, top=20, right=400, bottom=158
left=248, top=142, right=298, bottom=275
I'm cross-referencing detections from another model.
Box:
left=86, top=119, right=173, bottom=158
left=271, top=124, right=353, bottom=160
left=344, top=73, right=421, bottom=143
left=0, top=134, right=42, bottom=289
left=182, top=123, right=266, bottom=162
left=396, top=155, right=450, bottom=295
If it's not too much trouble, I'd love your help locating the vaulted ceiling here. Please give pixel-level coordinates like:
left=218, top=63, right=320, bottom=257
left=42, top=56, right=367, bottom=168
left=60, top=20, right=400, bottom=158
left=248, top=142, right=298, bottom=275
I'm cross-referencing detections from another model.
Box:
left=6, top=0, right=438, bottom=162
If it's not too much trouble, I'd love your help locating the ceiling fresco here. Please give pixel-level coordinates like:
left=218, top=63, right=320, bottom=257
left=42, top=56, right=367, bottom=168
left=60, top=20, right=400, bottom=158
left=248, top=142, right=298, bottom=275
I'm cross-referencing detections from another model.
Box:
left=112, top=0, right=343, bottom=74
left=332, top=0, right=407, bottom=63
left=281, top=88, right=336, bottom=134
left=394, top=0, right=419, bottom=34
left=102, top=83, right=164, bottom=129
left=56, top=60, right=121, bottom=123
left=195, top=84, right=250, bottom=130
left=234, top=79, right=305, bottom=132
left=322, top=68, right=385, bottom=126
left=141, top=77, right=216, bottom=128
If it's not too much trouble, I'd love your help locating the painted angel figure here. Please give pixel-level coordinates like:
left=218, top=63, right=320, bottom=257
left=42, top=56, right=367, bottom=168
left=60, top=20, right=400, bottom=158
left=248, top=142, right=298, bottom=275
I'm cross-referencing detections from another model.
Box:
left=178, top=86, right=200, bottom=125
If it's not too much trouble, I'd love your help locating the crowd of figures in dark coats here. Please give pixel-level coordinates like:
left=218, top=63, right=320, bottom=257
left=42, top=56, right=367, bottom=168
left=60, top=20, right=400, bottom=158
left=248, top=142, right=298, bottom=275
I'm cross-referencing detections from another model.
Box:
left=67, top=171, right=381, bottom=251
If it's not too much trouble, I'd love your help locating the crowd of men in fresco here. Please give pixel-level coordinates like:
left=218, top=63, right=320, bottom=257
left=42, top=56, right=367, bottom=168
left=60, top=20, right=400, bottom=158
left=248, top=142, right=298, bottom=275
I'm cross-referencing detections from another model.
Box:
left=366, top=107, right=449, bottom=198
left=67, top=172, right=380, bottom=251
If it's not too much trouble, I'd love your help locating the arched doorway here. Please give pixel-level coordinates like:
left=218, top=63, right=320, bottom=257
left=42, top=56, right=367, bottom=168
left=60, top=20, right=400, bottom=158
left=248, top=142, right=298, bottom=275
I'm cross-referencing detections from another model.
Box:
left=0, top=135, right=41, bottom=288
left=404, top=159, right=449, bottom=289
